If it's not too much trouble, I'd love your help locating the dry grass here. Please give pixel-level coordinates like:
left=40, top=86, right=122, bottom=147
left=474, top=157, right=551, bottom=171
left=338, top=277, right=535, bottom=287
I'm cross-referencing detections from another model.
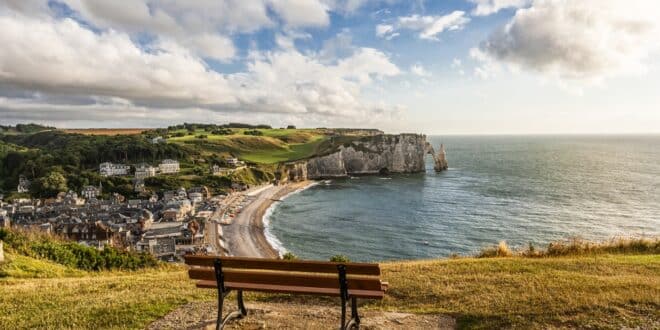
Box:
left=63, top=128, right=150, bottom=136
left=1, top=253, right=658, bottom=329
left=478, top=237, right=660, bottom=258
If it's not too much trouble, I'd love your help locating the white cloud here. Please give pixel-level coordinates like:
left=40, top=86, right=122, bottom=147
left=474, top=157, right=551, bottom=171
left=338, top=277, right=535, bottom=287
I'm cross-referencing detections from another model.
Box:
left=376, top=24, right=393, bottom=37
left=476, top=0, right=660, bottom=81
left=376, top=11, right=469, bottom=40
left=0, top=13, right=402, bottom=123
left=269, top=0, right=330, bottom=27
left=468, top=0, right=530, bottom=16
left=410, top=64, right=431, bottom=77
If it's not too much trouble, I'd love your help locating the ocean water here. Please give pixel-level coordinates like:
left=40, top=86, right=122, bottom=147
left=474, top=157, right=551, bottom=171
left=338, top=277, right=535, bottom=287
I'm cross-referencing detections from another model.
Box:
left=266, top=135, right=660, bottom=262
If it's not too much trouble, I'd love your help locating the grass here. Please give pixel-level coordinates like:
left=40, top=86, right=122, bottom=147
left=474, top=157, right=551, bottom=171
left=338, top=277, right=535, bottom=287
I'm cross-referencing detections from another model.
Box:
left=169, top=129, right=327, bottom=164
left=1, top=251, right=657, bottom=329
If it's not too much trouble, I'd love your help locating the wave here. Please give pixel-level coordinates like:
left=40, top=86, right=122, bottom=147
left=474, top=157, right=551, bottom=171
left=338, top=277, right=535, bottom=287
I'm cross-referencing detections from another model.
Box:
left=262, top=181, right=321, bottom=257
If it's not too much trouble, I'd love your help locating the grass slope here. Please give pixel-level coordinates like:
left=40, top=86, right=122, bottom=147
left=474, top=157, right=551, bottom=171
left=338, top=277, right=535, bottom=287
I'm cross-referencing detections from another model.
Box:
left=1, top=253, right=658, bottom=329
left=168, top=128, right=327, bottom=164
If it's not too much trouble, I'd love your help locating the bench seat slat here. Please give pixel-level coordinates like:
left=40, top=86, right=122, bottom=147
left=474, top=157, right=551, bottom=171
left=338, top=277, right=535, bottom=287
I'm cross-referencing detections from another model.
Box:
left=188, top=269, right=383, bottom=291
left=195, top=281, right=385, bottom=299
left=184, top=255, right=380, bottom=276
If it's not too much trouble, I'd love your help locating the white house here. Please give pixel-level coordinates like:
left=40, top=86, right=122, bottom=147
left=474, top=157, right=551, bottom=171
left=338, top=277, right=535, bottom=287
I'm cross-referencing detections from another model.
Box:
left=135, top=164, right=157, bottom=179
left=151, top=136, right=164, bottom=144
left=159, top=159, right=180, bottom=174
left=225, top=157, right=245, bottom=168
left=17, top=175, right=30, bottom=193
left=81, top=185, right=101, bottom=199
left=99, top=162, right=130, bottom=177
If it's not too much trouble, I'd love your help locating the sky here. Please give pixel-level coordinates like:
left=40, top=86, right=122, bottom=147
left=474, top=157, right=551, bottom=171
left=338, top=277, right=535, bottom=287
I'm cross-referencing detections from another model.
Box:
left=1, top=0, right=659, bottom=134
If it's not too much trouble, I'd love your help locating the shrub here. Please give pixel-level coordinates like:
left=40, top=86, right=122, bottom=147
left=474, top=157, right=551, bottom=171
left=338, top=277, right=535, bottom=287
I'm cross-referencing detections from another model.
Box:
left=243, top=130, right=263, bottom=136
left=282, top=252, right=297, bottom=260
left=330, top=254, right=350, bottom=263
left=2, top=228, right=158, bottom=271
left=196, top=134, right=208, bottom=139
left=477, top=241, right=512, bottom=258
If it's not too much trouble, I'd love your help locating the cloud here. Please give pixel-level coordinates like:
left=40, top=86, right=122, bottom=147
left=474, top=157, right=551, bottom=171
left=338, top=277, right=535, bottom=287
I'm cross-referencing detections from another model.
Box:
left=0, top=13, right=402, bottom=124
left=269, top=0, right=330, bottom=27
left=376, top=11, right=469, bottom=40
left=475, top=0, right=660, bottom=81
left=410, top=64, right=431, bottom=77
left=468, top=0, right=530, bottom=16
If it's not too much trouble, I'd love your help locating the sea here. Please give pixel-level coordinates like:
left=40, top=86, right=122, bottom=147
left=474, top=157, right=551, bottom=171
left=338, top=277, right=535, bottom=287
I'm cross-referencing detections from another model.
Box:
left=264, top=135, right=660, bottom=262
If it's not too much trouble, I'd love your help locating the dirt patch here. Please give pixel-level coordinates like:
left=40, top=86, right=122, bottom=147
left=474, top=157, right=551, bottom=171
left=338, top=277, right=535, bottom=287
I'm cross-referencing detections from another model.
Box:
left=63, top=128, right=150, bottom=135
left=147, top=301, right=454, bottom=330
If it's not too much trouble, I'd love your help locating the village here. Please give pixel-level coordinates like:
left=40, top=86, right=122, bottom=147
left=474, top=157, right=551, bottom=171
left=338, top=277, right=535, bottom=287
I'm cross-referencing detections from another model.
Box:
left=0, top=157, right=254, bottom=261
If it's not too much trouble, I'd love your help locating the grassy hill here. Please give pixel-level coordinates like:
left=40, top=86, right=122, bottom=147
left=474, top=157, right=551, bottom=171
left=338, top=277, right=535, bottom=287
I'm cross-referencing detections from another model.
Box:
left=1, top=234, right=658, bottom=329
left=167, top=128, right=328, bottom=164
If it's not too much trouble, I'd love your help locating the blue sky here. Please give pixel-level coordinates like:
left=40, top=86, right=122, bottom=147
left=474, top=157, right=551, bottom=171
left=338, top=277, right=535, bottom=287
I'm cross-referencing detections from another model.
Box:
left=1, top=0, right=659, bottom=134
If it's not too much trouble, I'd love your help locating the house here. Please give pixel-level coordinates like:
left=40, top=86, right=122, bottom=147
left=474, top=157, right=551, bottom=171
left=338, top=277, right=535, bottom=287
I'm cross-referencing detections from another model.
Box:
left=188, top=186, right=210, bottom=199
left=161, top=207, right=186, bottom=221
left=151, top=136, right=164, bottom=144
left=188, top=192, right=203, bottom=204
left=81, top=185, right=101, bottom=199
left=212, top=164, right=231, bottom=176
left=134, top=163, right=157, bottom=179
left=17, top=175, right=30, bottom=193
left=225, top=157, right=245, bottom=168
left=99, top=162, right=130, bottom=177
left=159, top=159, right=180, bottom=174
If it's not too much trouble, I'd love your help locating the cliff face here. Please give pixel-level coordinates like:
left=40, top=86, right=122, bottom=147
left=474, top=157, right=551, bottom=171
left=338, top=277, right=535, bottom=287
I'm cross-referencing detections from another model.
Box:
left=279, top=134, right=435, bottom=181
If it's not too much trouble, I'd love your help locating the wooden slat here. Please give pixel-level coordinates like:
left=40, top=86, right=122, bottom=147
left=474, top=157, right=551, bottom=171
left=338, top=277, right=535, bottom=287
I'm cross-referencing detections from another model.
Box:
left=195, top=281, right=384, bottom=299
left=188, top=269, right=383, bottom=291
left=184, top=255, right=380, bottom=276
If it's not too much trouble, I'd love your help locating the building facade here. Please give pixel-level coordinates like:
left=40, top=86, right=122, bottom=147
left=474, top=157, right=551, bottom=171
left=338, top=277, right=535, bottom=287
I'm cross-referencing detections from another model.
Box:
left=159, top=159, right=180, bottom=174
left=99, top=162, right=130, bottom=177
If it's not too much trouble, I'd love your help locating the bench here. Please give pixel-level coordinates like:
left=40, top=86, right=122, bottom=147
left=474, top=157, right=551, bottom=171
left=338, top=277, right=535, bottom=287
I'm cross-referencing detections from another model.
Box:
left=184, top=255, right=388, bottom=330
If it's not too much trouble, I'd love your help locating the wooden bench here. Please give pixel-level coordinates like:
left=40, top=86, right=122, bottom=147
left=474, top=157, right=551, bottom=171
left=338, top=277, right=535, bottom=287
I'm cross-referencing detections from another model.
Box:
left=184, top=255, right=388, bottom=330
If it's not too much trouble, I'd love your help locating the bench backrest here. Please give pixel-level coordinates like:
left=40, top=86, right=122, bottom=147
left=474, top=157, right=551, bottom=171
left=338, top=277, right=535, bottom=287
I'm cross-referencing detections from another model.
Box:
left=184, top=255, right=383, bottom=294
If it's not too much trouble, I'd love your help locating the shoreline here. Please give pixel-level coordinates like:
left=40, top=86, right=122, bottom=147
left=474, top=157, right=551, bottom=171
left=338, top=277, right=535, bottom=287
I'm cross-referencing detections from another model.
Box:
left=225, top=180, right=315, bottom=259
left=250, top=180, right=316, bottom=258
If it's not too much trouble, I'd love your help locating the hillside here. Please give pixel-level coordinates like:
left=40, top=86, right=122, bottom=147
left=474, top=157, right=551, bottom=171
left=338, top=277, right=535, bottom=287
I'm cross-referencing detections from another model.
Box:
left=1, top=237, right=658, bottom=329
left=0, top=124, right=350, bottom=199
left=166, top=128, right=328, bottom=164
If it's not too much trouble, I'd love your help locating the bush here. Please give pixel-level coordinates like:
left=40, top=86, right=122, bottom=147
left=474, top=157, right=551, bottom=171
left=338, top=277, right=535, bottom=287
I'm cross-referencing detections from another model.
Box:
left=330, top=254, right=350, bottom=263
left=282, top=252, right=298, bottom=260
left=196, top=135, right=208, bottom=139
left=477, top=241, right=512, bottom=258
left=243, top=130, right=263, bottom=136
left=2, top=228, right=158, bottom=271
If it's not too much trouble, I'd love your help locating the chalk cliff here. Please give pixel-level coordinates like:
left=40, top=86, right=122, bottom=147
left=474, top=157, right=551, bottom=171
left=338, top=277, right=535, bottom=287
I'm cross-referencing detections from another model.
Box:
left=279, top=134, right=446, bottom=181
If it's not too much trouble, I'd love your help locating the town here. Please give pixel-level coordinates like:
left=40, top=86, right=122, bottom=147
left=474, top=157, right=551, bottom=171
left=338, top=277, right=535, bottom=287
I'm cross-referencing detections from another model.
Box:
left=0, top=157, right=251, bottom=261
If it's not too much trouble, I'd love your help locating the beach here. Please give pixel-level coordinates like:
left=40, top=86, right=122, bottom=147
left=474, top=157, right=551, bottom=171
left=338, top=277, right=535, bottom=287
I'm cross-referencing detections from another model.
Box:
left=223, top=181, right=315, bottom=258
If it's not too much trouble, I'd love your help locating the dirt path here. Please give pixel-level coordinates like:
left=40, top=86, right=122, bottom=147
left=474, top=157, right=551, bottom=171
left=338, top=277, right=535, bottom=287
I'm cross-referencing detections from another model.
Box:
left=146, top=301, right=455, bottom=329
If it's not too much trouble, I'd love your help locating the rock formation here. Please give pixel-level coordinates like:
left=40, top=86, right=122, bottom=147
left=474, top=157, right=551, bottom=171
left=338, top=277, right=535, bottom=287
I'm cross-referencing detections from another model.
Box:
left=279, top=134, right=447, bottom=182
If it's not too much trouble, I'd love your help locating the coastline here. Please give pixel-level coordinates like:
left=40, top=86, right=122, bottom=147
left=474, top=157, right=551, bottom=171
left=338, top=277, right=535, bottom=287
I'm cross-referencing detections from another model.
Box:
left=224, top=180, right=315, bottom=259
left=261, top=180, right=319, bottom=257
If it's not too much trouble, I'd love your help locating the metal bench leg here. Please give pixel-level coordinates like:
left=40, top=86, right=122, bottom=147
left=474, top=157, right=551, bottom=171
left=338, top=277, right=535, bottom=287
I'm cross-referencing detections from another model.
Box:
left=214, top=259, right=248, bottom=330
left=337, top=264, right=360, bottom=329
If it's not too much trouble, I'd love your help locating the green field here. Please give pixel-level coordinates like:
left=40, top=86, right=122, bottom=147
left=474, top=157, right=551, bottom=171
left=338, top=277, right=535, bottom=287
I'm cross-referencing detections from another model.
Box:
left=168, top=128, right=328, bottom=164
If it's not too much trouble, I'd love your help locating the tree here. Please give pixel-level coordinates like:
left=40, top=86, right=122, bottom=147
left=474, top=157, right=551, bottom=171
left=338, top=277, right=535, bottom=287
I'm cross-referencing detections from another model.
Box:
left=33, top=171, right=68, bottom=197
left=286, top=125, right=296, bottom=129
